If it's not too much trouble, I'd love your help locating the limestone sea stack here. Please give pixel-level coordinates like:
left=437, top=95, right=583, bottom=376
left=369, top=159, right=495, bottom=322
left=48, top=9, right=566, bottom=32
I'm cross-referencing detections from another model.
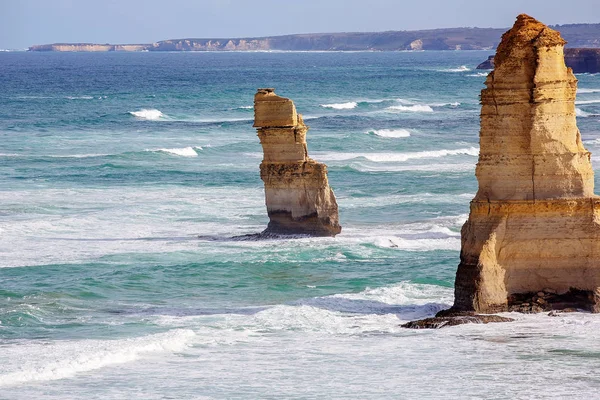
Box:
left=454, top=14, right=600, bottom=313
left=253, top=89, right=341, bottom=236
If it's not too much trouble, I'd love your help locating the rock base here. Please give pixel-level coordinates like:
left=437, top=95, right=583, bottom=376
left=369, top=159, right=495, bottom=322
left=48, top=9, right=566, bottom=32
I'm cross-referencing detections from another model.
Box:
left=508, top=288, right=600, bottom=313
left=402, top=311, right=514, bottom=329
left=264, top=210, right=341, bottom=237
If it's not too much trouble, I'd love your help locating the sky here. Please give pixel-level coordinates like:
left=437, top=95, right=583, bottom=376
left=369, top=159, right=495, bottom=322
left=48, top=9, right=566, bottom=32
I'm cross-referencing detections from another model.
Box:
left=1, top=0, right=599, bottom=49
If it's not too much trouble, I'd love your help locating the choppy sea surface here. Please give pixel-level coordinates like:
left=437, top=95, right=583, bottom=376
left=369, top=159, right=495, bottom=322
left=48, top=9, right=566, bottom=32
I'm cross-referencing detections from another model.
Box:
left=1, top=51, right=600, bottom=399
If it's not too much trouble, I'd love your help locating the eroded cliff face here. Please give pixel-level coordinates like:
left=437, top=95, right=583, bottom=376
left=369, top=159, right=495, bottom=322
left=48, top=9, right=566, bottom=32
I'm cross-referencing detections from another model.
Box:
left=254, top=89, right=341, bottom=237
left=28, top=44, right=148, bottom=52
left=454, top=14, right=600, bottom=313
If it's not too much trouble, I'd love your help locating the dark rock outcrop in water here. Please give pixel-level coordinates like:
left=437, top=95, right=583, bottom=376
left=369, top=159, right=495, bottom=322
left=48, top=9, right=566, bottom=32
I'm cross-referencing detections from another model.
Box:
left=402, top=312, right=514, bottom=329
left=253, top=89, right=341, bottom=237
left=28, top=23, right=600, bottom=52
left=477, top=48, right=600, bottom=73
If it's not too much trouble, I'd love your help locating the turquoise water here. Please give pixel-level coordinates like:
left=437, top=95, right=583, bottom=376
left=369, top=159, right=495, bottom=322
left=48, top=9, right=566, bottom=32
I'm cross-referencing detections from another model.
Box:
left=2, top=51, right=600, bottom=399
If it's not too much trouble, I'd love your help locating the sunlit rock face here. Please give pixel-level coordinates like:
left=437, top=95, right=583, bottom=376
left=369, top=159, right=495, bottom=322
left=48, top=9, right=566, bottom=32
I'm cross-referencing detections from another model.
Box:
left=254, top=89, right=341, bottom=237
left=454, top=14, right=600, bottom=313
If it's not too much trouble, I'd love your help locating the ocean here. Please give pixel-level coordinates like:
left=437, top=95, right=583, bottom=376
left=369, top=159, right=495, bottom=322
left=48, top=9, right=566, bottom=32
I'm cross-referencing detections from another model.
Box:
left=1, top=51, right=600, bottom=399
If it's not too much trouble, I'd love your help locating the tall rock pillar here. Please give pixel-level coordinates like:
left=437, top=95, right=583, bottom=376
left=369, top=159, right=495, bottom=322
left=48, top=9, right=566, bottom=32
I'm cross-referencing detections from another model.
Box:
left=454, top=14, right=600, bottom=313
left=253, top=88, right=341, bottom=236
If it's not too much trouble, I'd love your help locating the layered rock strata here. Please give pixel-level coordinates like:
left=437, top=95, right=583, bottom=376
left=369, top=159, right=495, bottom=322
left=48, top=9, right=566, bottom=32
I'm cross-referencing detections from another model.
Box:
left=454, top=14, right=600, bottom=313
left=254, top=89, right=341, bottom=236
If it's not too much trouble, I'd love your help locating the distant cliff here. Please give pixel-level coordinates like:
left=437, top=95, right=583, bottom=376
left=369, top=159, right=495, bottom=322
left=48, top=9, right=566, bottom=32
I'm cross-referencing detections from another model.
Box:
left=28, top=44, right=149, bottom=52
left=28, top=23, right=600, bottom=52
left=477, top=48, right=600, bottom=73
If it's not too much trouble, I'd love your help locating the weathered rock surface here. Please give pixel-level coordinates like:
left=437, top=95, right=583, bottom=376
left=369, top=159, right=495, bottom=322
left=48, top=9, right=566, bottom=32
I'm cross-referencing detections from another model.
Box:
left=477, top=48, right=600, bottom=73
left=453, top=14, right=600, bottom=314
left=254, top=89, right=341, bottom=237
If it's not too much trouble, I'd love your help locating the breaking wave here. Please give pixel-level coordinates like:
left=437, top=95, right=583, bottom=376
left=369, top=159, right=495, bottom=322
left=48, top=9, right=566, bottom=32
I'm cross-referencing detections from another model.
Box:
left=576, top=108, right=592, bottom=117
left=578, top=88, right=600, bottom=93
left=439, top=65, right=470, bottom=72
left=129, top=109, right=165, bottom=120
left=575, top=99, right=600, bottom=105
left=367, top=129, right=411, bottom=138
left=0, top=329, right=195, bottom=386
left=467, top=72, right=489, bottom=77
left=320, top=102, right=358, bottom=110
left=150, top=147, right=202, bottom=157
left=386, top=104, right=434, bottom=113
left=318, top=147, right=479, bottom=162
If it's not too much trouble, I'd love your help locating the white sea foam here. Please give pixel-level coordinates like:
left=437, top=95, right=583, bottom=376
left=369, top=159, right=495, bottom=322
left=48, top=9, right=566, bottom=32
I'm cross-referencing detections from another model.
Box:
left=575, top=99, right=600, bottom=105
left=341, top=193, right=474, bottom=209
left=467, top=72, right=489, bottom=77
left=317, top=147, right=479, bottom=162
left=237, top=105, right=253, bottom=109
left=578, top=88, right=600, bottom=93
left=576, top=108, right=592, bottom=117
left=129, top=109, right=165, bottom=120
left=320, top=102, right=358, bottom=109
left=367, top=129, right=411, bottom=138
left=439, top=65, right=471, bottom=72
left=349, top=163, right=475, bottom=172
left=0, top=329, right=195, bottom=386
left=374, top=236, right=460, bottom=251
left=153, top=147, right=201, bottom=157
left=250, top=282, right=454, bottom=334
left=66, top=95, right=94, bottom=100
left=386, top=104, right=434, bottom=113
left=430, top=102, right=461, bottom=107
left=333, top=281, right=454, bottom=308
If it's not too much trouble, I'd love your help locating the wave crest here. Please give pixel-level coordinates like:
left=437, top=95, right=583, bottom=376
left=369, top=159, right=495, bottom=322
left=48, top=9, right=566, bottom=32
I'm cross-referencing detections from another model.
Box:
left=318, top=147, right=479, bottom=162
left=129, top=109, right=165, bottom=120
left=439, top=65, right=470, bottom=72
left=386, top=104, right=433, bottom=113
left=578, top=88, right=600, bottom=93
left=367, top=129, right=411, bottom=138
left=151, top=147, right=201, bottom=157
left=576, top=108, right=592, bottom=117
left=320, top=102, right=358, bottom=110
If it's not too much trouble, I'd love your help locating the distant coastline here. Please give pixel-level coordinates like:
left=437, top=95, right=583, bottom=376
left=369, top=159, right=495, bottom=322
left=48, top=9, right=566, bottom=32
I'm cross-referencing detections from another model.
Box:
left=28, top=23, right=600, bottom=52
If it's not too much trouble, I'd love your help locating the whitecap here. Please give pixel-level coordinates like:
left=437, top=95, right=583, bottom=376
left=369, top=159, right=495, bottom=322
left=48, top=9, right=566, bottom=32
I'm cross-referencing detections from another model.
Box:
left=430, top=102, right=461, bottom=108
left=366, top=129, right=411, bottom=138
left=237, top=105, right=253, bottom=109
left=0, top=329, right=195, bottom=386
left=153, top=147, right=200, bottom=157
left=577, top=88, right=600, bottom=94
left=320, top=102, right=358, bottom=110
left=317, top=147, right=479, bottom=163
left=576, top=108, right=592, bottom=117
left=386, top=104, right=434, bottom=113
left=439, top=65, right=471, bottom=72
left=348, top=163, right=475, bottom=173
left=129, top=109, right=165, bottom=120
left=467, top=72, right=489, bottom=77
left=66, top=95, right=94, bottom=100
left=575, top=99, right=600, bottom=105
